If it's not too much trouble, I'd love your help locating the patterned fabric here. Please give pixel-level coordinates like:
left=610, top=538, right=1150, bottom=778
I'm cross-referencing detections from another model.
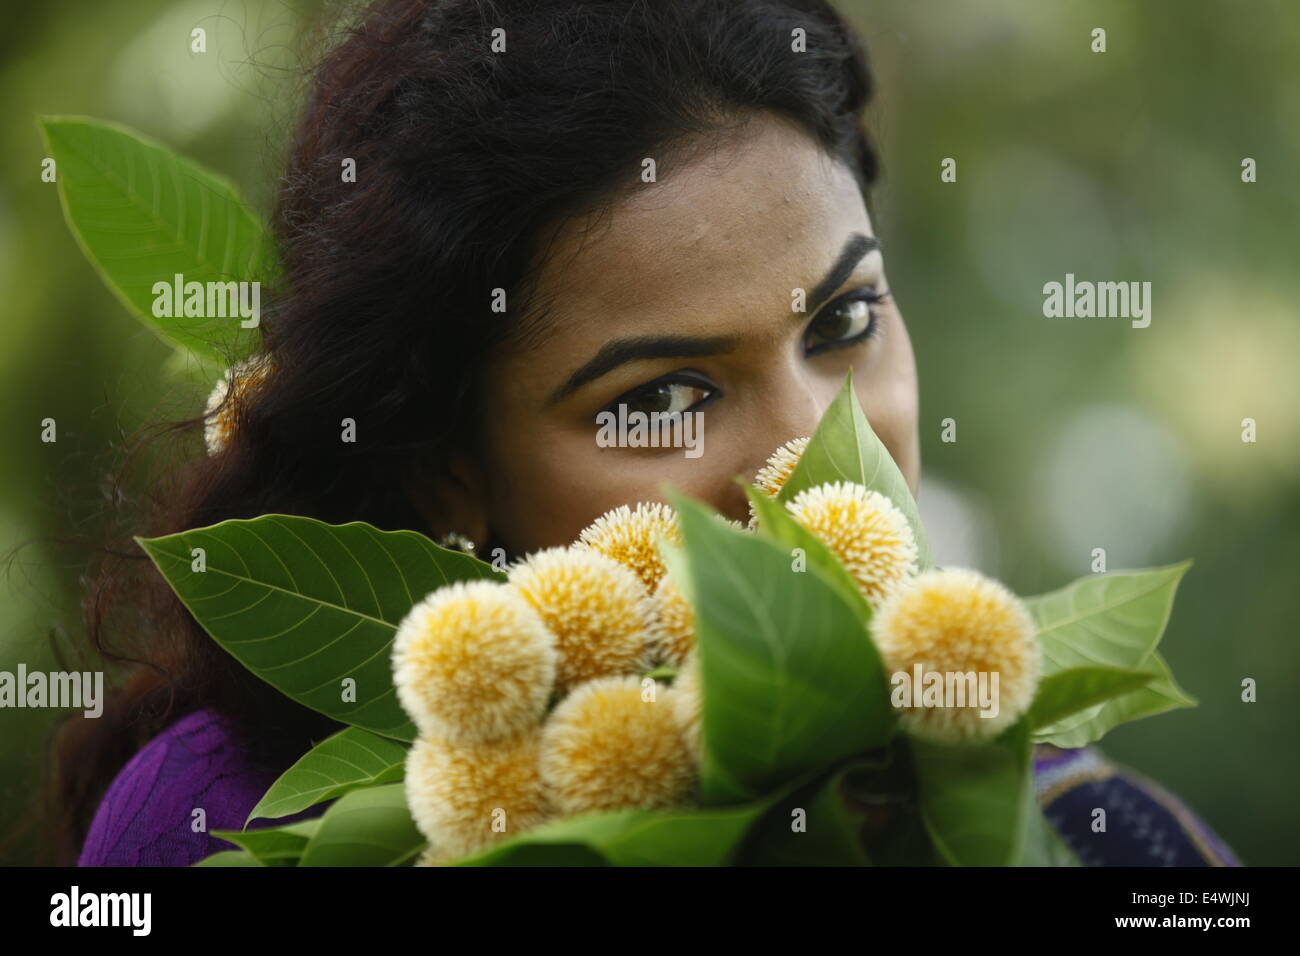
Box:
left=78, top=708, right=1242, bottom=866
left=77, top=708, right=325, bottom=867
left=1033, top=744, right=1241, bottom=866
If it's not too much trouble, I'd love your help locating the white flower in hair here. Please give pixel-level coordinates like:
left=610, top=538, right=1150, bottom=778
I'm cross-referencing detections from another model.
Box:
left=203, top=354, right=272, bottom=455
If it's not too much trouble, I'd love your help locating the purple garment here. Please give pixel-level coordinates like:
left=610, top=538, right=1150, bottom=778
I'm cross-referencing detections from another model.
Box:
left=77, top=707, right=325, bottom=867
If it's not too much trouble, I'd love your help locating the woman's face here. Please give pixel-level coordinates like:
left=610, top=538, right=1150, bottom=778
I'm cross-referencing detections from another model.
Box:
left=472, top=112, right=920, bottom=556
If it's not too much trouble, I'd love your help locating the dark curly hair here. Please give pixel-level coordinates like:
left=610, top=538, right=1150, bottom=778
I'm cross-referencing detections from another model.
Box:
left=43, top=0, right=881, bottom=863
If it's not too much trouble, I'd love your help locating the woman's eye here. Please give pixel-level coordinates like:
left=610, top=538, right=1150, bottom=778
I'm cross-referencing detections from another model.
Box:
left=610, top=376, right=715, bottom=417
left=803, top=288, right=886, bottom=355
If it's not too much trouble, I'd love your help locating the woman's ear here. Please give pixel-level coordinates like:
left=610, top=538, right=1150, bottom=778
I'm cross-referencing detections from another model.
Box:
left=402, top=448, right=490, bottom=548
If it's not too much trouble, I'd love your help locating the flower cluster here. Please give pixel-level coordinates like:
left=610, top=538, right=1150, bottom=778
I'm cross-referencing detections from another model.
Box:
left=394, top=504, right=701, bottom=864
left=394, top=438, right=1041, bottom=863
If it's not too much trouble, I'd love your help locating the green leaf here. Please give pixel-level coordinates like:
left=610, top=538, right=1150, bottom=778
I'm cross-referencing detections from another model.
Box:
left=246, top=727, right=408, bottom=825
left=1029, top=562, right=1190, bottom=673
left=911, top=717, right=1034, bottom=866
left=211, top=819, right=321, bottom=867
left=666, top=493, right=895, bottom=805
left=38, top=116, right=274, bottom=362
left=137, top=514, right=504, bottom=741
left=1016, top=798, right=1082, bottom=866
left=1027, top=563, right=1197, bottom=746
left=739, top=760, right=880, bottom=866
left=641, top=665, right=679, bottom=681
left=776, top=372, right=930, bottom=568
left=193, top=850, right=265, bottom=867
left=450, top=774, right=817, bottom=867
left=455, top=842, right=611, bottom=866
left=1035, top=651, right=1196, bottom=748
left=1027, top=666, right=1158, bottom=731
left=298, top=783, right=425, bottom=867
left=449, top=799, right=777, bottom=867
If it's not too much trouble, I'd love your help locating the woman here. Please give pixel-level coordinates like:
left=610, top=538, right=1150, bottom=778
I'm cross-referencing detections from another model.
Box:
left=53, top=0, right=1239, bottom=866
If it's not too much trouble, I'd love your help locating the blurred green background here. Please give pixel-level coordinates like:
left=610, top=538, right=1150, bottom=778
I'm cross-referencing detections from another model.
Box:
left=1, top=0, right=1296, bottom=864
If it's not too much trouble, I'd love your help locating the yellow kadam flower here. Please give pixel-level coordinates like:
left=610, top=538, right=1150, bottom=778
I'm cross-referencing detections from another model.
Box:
left=871, top=567, right=1041, bottom=743
left=539, top=675, right=695, bottom=814
left=753, top=436, right=810, bottom=498
left=508, top=547, right=653, bottom=693
left=575, top=503, right=681, bottom=591
left=405, top=731, right=552, bottom=859
left=647, top=571, right=694, bottom=668
left=786, top=481, right=919, bottom=607
left=392, top=580, right=556, bottom=745
left=203, top=354, right=272, bottom=456
left=748, top=435, right=810, bottom=527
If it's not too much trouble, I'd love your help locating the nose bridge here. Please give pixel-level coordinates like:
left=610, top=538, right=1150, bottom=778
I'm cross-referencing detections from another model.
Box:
left=740, top=364, right=831, bottom=488
left=771, top=363, right=831, bottom=445
left=717, top=364, right=836, bottom=525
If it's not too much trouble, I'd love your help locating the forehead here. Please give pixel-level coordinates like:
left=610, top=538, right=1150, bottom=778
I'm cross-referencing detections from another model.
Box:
left=524, top=112, right=873, bottom=346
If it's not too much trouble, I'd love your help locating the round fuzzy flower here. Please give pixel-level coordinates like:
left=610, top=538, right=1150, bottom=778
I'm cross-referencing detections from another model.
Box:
left=392, top=580, right=556, bottom=745
left=647, top=571, right=694, bottom=668
left=753, top=436, right=810, bottom=498
left=576, top=503, right=681, bottom=592
left=786, top=482, right=919, bottom=607
left=203, top=354, right=272, bottom=456
left=670, top=652, right=702, bottom=761
left=871, top=567, right=1041, bottom=744
left=405, top=731, right=552, bottom=859
left=508, top=547, right=653, bottom=693
left=539, top=675, right=695, bottom=814
left=748, top=436, right=810, bottom=528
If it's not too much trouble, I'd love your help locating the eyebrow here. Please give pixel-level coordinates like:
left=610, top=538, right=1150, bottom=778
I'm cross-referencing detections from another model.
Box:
left=808, top=233, right=880, bottom=314
left=547, top=232, right=881, bottom=405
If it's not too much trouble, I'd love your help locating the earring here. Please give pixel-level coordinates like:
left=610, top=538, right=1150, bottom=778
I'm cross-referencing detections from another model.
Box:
left=437, top=531, right=478, bottom=557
